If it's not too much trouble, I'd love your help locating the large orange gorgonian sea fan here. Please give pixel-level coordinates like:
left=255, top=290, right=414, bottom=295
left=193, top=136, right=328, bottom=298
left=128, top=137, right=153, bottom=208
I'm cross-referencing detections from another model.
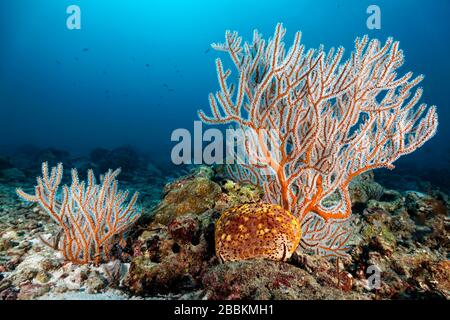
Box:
left=16, top=162, right=140, bottom=264
left=198, top=23, right=438, bottom=257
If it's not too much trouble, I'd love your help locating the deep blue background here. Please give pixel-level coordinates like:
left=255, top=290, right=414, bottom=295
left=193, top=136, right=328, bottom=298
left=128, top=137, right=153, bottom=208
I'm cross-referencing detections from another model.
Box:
left=0, top=0, right=449, bottom=168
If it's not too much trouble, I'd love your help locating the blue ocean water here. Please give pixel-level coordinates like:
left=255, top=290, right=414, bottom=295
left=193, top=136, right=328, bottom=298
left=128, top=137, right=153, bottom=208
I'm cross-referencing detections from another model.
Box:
left=0, top=0, right=449, bottom=177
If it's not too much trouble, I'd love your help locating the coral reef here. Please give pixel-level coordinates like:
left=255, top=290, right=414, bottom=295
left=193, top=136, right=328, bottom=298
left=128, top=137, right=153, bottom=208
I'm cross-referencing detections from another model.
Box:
left=121, top=166, right=447, bottom=300
left=349, top=206, right=449, bottom=299
left=149, top=167, right=221, bottom=225
left=123, top=168, right=220, bottom=295
left=215, top=179, right=263, bottom=210
left=199, top=23, right=438, bottom=257
left=123, top=212, right=216, bottom=295
left=0, top=158, right=448, bottom=300
left=201, top=260, right=364, bottom=300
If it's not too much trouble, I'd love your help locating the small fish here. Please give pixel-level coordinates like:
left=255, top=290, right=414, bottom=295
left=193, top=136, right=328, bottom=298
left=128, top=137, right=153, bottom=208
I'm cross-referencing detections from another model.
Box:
left=105, top=89, right=110, bottom=94
left=163, top=83, right=168, bottom=88
left=56, top=60, right=61, bottom=65
left=74, top=57, right=79, bottom=62
left=145, top=63, right=150, bottom=68
left=204, top=48, right=211, bottom=54
left=169, top=89, right=175, bottom=92
left=83, top=48, right=89, bottom=52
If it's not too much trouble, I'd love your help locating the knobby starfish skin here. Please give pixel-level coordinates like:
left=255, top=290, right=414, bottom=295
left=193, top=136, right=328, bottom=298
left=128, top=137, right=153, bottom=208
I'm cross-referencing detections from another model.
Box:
left=215, top=203, right=301, bottom=262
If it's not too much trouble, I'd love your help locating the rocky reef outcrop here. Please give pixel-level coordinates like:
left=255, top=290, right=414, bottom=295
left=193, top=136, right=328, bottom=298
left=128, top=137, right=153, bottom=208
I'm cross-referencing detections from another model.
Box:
left=0, top=164, right=448, bottom=300
left=121, top=166, right=449, bottom=300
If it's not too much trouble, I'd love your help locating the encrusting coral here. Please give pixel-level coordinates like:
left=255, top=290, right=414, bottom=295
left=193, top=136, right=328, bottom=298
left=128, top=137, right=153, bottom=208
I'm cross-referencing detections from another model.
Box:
left=199, top=23, right=438, bottom=259
left=16, top=162, right=140, bottom=265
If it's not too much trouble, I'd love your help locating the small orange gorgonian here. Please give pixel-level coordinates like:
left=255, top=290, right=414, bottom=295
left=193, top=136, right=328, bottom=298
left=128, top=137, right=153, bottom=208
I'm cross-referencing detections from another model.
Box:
left=199, top=23, right=438, bottom=257
left=17, top=162, right=140, bottom=264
